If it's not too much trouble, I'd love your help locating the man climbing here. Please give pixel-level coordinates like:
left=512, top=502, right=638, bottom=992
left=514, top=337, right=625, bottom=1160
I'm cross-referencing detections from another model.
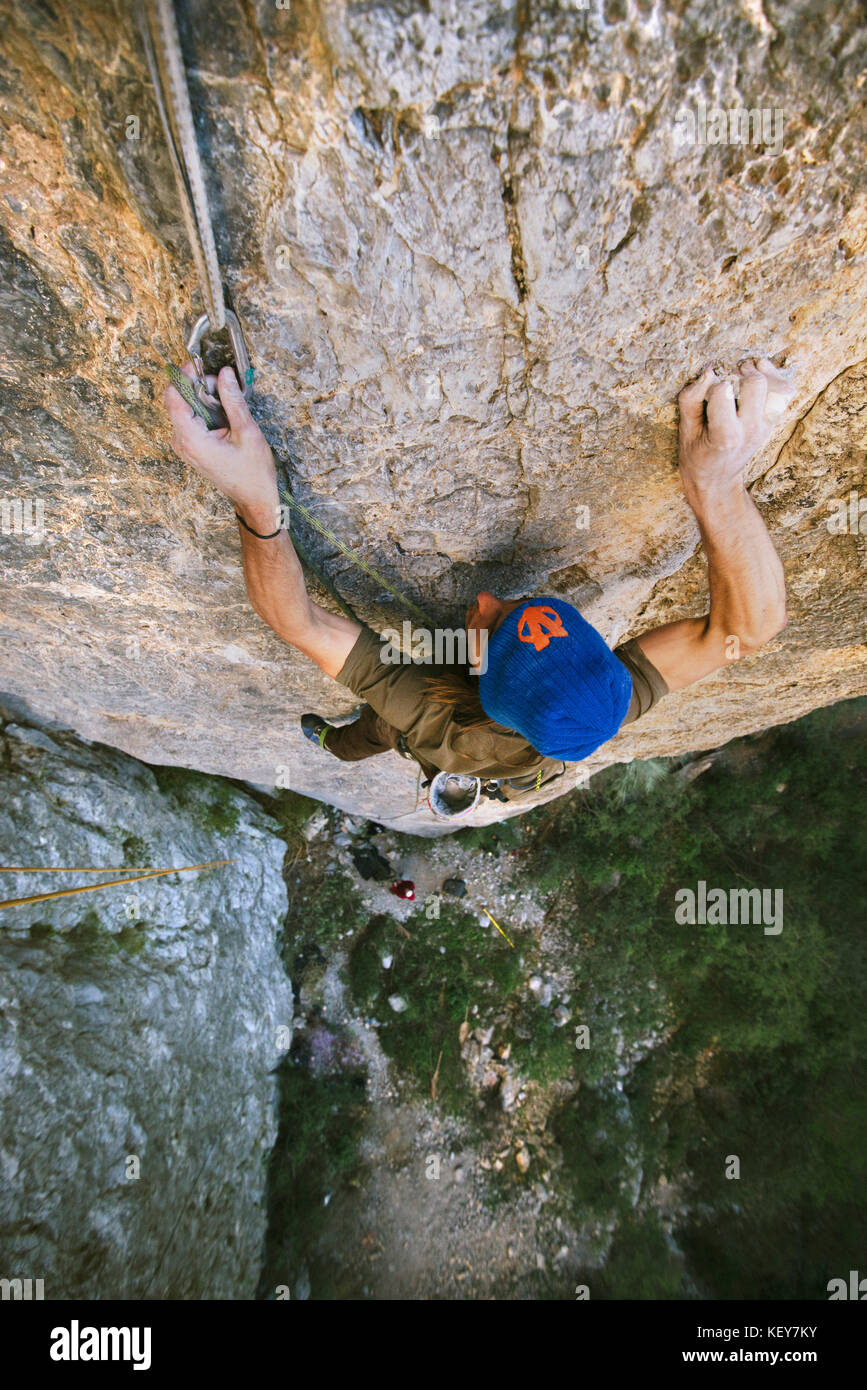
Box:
left=163, top=357, right=790, bottom=798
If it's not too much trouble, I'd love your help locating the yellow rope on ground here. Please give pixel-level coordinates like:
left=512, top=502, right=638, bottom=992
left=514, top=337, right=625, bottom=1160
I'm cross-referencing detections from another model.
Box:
left=479, top=903, right=515, bottom=949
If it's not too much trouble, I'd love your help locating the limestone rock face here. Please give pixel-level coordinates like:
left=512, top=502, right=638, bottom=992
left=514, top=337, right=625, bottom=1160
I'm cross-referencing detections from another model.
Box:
left=0, top=697, right=293, bottom=1299
left=0, top=0, right=865, bottom=832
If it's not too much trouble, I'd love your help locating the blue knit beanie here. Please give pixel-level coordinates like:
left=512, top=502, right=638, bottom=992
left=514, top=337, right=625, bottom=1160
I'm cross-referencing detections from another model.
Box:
left=478, top=597, right=633, bottom=761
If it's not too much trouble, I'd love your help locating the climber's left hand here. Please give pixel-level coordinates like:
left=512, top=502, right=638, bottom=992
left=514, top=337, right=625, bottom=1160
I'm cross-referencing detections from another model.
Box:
left=163, top=363, right=280, bottom=521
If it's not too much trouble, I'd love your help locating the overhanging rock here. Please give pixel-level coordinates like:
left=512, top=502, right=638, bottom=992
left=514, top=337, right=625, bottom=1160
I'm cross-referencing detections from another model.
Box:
left=0, top=1, right=865, bottom=833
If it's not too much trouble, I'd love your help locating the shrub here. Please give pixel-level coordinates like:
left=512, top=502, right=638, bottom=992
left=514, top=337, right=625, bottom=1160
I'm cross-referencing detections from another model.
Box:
left=348, top=901, right=523, bottom=1114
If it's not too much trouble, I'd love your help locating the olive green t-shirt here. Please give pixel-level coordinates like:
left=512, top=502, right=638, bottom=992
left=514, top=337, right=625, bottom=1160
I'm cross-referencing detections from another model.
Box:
left=334, top=626, right=668, bottom=784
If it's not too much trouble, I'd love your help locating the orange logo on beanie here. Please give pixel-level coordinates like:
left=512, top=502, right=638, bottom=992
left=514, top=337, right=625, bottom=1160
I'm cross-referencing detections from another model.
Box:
left=517, top=605, right=569, bottom=652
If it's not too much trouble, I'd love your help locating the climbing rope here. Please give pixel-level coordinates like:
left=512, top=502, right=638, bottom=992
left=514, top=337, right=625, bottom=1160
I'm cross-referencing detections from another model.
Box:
left=140, top=0, right=226, bottom=328
left=0, top=860, right=234, bottom=911
left=274, top=479, right=434, bottom=627
left=146, top=6, right=435, bottom=631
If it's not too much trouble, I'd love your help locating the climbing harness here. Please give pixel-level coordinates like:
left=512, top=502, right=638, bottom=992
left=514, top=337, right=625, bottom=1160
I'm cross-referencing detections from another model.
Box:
left=141, top=0, right=434, bottom=629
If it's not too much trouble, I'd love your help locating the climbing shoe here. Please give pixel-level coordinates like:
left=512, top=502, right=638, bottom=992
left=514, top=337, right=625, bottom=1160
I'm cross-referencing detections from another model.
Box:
left=301, top=713, right=333, bottom=749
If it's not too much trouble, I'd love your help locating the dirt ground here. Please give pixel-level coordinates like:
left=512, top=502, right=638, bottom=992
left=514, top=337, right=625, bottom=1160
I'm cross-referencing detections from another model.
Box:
left=287, top=819, right=596, bottom=1300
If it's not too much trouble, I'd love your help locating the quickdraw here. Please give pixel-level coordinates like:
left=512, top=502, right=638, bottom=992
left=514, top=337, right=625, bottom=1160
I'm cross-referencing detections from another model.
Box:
left=185, top=310, right=254, bottom=430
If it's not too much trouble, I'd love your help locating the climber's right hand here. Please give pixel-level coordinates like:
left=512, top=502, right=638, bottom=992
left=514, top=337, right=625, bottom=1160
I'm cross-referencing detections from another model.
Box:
left=163, top=363, right=280, bottom=524
left=677, top=357, right=794, bottom=505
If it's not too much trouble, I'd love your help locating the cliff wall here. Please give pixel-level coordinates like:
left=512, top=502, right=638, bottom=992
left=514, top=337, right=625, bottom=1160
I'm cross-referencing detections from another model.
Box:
left=1, top=0, right=865, bottom=831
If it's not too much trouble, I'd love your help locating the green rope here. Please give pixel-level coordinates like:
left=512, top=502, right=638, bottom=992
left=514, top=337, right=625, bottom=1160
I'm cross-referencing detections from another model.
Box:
left=165, top=363, right=224, bottom=429
left=282, top=515, right=359, bottom=624
left=273, top=481, right=433, bottom=627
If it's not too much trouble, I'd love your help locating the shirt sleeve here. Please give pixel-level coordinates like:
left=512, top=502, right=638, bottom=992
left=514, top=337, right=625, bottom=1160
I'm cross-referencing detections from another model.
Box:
left=613, top=637, right=670, bottom=726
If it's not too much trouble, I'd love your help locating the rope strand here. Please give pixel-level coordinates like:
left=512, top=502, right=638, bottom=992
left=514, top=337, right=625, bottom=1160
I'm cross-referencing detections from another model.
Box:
left=142, top=0, right=226, bottom=327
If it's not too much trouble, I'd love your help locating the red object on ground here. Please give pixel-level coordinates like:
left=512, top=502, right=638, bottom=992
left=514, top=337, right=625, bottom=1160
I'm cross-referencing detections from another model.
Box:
left=390, top=880, right=415, bottom=900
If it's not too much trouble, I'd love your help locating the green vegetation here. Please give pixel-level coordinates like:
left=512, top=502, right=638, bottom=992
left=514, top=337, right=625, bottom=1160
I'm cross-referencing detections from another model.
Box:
left=453, top=817, right=522, bottom=856
left=151, top=765, right=240, bottom=835
left=511, top=1006, right=576, bottom=1084
left=55, top=908, right=149, bottom=968
left=121, top=833, right=152, bottom=867
left=260, top=836, right=374, bottom=1298
left=521, top=697, right=867, bottom=1298
left=258, top=1048, right=368, bottom=1299
left=349, top=903, right=524, bottom=1114
left=259, top=698, right=865, bottom=1300
left=289, top=868, right=368, bottom=956
left=264, top=788, right=320, bottom=857
left=592, top=1211, right=685, bottom=1299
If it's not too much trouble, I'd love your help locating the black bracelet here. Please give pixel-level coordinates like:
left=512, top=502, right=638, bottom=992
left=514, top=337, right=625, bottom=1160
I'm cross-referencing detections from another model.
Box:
left=235, top=512, right=283, bottom=539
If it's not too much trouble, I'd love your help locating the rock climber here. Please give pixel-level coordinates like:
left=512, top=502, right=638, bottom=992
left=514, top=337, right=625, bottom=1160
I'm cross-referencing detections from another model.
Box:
left=163, top=357, right=791, bottom=799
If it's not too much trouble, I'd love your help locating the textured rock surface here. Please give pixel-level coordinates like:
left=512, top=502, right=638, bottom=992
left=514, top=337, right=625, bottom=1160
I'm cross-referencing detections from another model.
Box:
left=0, top=0, right=865, bottom=832
left=0, top=696, right=293, bottom=1299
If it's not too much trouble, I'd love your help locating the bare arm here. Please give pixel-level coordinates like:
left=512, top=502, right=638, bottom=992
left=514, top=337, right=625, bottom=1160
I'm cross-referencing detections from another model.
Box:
left=164, top=365, right=360, bottom=679
left=634, top=358, right=791, bottom=693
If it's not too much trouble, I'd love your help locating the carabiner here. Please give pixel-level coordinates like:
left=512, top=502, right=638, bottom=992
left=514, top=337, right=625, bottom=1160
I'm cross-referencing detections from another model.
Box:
left=185, top=309, right=255, bottom=428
